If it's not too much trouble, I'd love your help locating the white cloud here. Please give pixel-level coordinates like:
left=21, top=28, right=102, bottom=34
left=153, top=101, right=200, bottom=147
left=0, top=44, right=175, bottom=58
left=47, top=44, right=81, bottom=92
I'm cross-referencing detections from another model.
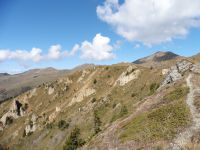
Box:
left=69, top=44, right=80, bottom=56
left=80, top=33, right=115, bottom=61
left=47, top=44, right=68, bottom=60
left=0, top=48, right=43, bottom=62
left=97, top=0, right=200, bottom=45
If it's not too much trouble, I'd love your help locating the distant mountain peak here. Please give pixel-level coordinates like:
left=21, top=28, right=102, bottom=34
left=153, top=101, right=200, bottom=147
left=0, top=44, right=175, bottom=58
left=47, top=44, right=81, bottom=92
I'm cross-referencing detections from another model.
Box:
left=133, top=51, right=179, bottom=64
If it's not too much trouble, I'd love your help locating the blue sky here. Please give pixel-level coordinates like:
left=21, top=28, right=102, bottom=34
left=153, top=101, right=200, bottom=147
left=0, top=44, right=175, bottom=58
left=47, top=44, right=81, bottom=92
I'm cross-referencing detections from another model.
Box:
left=0, top=0, right=200, bottom=73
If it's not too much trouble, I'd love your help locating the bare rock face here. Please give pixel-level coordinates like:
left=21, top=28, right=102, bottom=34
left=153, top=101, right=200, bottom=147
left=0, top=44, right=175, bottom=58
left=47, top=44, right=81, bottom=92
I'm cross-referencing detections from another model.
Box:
left=115, top=65, right=141, bottom=86
left=161, top=60, right=199, bottom=86
left=25, top=114, right=38, bottom=136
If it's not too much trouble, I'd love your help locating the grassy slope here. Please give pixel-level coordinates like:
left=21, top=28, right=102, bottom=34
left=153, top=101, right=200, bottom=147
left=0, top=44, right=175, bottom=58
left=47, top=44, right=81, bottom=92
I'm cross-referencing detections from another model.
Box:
left=120, top=85, right=190, bottom=144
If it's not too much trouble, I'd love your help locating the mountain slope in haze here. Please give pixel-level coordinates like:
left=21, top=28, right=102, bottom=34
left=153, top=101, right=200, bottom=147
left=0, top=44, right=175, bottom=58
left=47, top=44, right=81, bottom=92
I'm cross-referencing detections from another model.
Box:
left=1, top=52, right=200, bottom=150
left=0, top=73, right=10, bottom=77
left=0, top=68, right=69, bottom=102
left=133, top=51, right=183, bottom=68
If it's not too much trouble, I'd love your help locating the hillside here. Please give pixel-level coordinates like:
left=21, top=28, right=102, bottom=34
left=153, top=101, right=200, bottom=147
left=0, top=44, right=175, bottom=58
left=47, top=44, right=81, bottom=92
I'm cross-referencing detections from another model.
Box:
left=0, top=68, right=69, bottom=102
left=0, top=53, right=200, bottom=150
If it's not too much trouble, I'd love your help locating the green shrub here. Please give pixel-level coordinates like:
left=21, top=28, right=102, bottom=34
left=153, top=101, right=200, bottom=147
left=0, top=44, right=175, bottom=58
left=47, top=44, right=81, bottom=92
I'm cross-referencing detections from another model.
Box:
left=58, top=120, right=69, bottom=130
left=94, top=111, right=101, bottom=134
left=46, top=123, right=54, bottom=129
left=63, top=127, right=85, bottom=150
left=93, top=79, right=97, bottom=84
left=149, top=83, right=159, bottom=95
left=5, top=116, right=13, bottom=125
left=91, top=98, right=96, bottom=103
left=131, top=93, right=137, bottom=97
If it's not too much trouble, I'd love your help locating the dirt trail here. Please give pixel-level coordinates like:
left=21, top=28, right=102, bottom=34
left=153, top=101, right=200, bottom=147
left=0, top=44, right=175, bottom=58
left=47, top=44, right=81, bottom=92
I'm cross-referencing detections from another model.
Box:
left=172, top=74, right=200, bottom=149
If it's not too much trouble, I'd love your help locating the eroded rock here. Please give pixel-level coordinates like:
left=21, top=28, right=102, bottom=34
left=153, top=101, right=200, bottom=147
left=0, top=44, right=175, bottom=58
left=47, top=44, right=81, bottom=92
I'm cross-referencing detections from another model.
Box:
left=115, top=65, right=141, bottom=86
left=161, top=60, right=200, bottom=87
left=69, top=88, right=96, bottom=106
left=0, top=100, right=27, bottom=127
left=48, top=87, right=55, bottom=95
left=77, top=70, right=90, bottom=82
left=25, top=114, right=38, bottom=136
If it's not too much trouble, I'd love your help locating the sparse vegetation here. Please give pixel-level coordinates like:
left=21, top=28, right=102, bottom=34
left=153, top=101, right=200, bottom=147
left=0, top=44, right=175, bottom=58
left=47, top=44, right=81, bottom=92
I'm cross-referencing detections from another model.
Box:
left=58, top=120, right=69, bottom=130
left=111, top=105, right=128, bottom=122
left=63, top=127, right=85, bottom=150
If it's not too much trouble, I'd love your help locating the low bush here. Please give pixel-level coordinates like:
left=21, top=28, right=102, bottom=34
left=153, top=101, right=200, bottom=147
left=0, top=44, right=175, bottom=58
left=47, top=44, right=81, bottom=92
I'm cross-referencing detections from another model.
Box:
left=58, top=120, right=69, bottom=130
left=63, top=127, right=85, bottom=150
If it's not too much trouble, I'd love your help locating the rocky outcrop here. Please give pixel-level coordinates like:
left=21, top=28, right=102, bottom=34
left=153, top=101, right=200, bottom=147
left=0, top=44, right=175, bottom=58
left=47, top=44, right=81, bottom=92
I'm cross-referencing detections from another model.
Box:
left=69, top=88, right=96, bottom=106
left=161, top=60, right=200, bottom=87
left=25, top=114, right=38, bottom=136
left=115, top=65, right=141, bottom=86
left=190, top=64, right=200, bottom=74
left=77, top=70, right=90, bottom=82
left=0, top=100, right=27, bottom=127
left=162, top=69, right=170, bottom=75
left=48, top=87, right=55, bottom=95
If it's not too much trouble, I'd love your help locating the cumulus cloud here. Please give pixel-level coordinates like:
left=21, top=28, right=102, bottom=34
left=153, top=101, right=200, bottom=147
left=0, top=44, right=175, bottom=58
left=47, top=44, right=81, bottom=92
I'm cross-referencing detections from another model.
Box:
left=97, top=0, right=200, bottom=45
left=0, top=48, right=43, bottom=62
left=47, top=44, right=68, bottom=60
left=80, top=33, right=115, bottom=61
left=0, top=34, right=115, bottom=63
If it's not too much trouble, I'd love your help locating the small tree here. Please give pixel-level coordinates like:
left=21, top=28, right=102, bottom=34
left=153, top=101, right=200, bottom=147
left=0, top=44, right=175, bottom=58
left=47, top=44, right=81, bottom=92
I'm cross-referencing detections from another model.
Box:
left=63, top=127, right=85, bottom=150
left=94, top=111, right=101, bottom=135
